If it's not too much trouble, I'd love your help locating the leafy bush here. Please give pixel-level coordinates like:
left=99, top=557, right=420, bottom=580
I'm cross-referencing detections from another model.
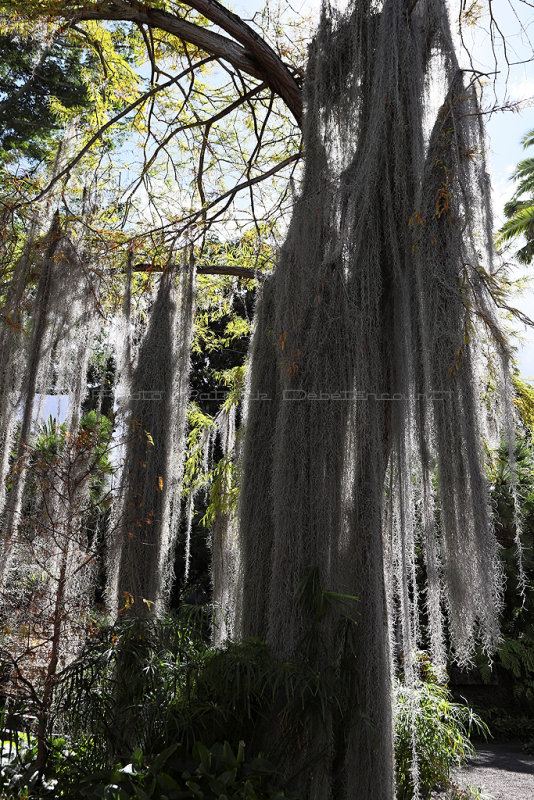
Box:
left=0, top=572, right=357, bottom=798
left=395, top=657, right=488, bottom=800
left=1, top=595, right=487, bottom=800
left=53, top=609, right=211, bottom=769
left=76, top=741, right=296, bottom=800
left=0, top=738, right=296, bottom=800
left=55, top=568, right=358, bottom=776
left=471, top=705, right=534, bottom=742
left=0, top=734, right=66, bottom=799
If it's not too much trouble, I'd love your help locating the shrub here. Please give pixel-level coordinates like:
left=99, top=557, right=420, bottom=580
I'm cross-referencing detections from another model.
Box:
left=395, top=657, right=488, bottom=800
left=76, top=740, right=296, bottom=800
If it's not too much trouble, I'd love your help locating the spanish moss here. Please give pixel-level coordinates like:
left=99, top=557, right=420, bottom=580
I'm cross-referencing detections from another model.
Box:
left=238, top=1, right=510, bottom=797
left=109, top=260, right=195, bottom=617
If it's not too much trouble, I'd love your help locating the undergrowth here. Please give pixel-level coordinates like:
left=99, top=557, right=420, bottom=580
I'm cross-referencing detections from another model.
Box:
left=0, top=586, right=483, bottom=799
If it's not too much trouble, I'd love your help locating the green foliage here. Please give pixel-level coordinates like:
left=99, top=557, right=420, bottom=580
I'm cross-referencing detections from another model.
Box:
left=473, top=706, right=534, bottom=742
left=498, top=631, right=534, bottom=678
left=496, top=130, right=534, bottom=263
left=182, top=403, right=217, bottom=497
left=0, top=611, right=297, bottom=798
left=513, top=376, right=534, bottom=434
left=29, top=412, right=113, bottom=506
left=201, top=452, right=239, bottom=528
left=0, top=604, right=491, bottom=800
left=395, top=657, right=488, bottom=800
left=0, top=31, right=90, bottom=163
left=56, top=570, right=357, bottom=765
left=0, top=738, right=41, bottom=799
left=189, top=634, right=340, bottom=753
left=76, top=740, right=296, bottom=800
left=0, top=727, right=78, bottom=799
left=53, top=612, right=209, bottom=766
left=488, top=434, right=534, bottom=544
left=0, top=569, right=359, bottom=797
left=478, top=632, right=534, bottom=711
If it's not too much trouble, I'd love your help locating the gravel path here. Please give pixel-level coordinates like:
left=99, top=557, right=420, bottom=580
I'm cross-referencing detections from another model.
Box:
left=451, top=743, right=534, bottom=799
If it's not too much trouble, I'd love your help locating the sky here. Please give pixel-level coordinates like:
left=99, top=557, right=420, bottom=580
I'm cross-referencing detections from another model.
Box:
left=230, top=0, right=534, bottom=378
left=455, top=0, right=534, bottom=377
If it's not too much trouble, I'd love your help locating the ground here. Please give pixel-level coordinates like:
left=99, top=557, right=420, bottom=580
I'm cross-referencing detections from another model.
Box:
left=448, top=743, right=534, bottom=800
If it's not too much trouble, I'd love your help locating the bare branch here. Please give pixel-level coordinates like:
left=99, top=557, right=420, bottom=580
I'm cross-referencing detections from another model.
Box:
left=123, top=150, right=302, bottom=245
left=29, top=57, right=214, bottom=205
left=133, top=262, right=262, bottom=279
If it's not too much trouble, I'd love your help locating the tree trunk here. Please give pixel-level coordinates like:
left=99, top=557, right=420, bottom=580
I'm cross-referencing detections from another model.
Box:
left=35, top=548, right=68, bottom=776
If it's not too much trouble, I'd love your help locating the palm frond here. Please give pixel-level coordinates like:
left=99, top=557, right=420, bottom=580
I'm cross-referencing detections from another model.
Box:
left=496, top=205, right=534, bottom=245
left=497, top=129, right=534, bottom=263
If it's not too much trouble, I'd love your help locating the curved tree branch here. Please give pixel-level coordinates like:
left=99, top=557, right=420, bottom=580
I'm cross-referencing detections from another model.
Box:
left=134, top=262, right=262, bottom=279
left=65, top=0, right=303, bottom=125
